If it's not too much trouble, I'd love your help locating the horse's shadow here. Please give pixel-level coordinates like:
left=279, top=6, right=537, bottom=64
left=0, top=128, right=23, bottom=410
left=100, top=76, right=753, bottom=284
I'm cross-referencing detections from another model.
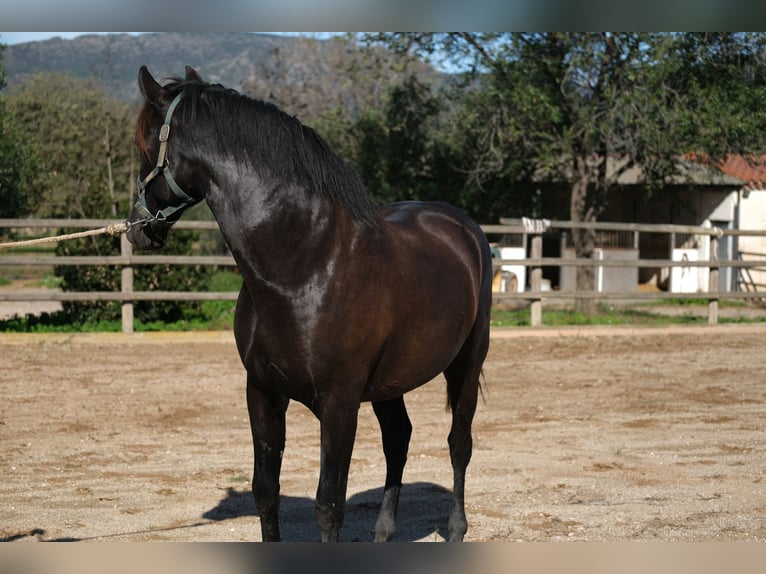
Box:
left=0, top=482, right=453, bottom=543
left=203, top=482, right=454, bottom=542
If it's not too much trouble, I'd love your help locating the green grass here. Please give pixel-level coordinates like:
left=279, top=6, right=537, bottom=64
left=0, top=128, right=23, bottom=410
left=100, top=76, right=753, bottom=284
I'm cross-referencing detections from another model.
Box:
left=490, top=302, right=766, bottom=327
left=198, top=270, right=241, bottom=329
left=36, top=275, right=64, bottom=289
left=0, top=270, right=242, bottom=333
left=2, top=270, right=764, bottom=332
left=0, top=273, right=62, bottom=288
left=490, top=306, right=683, bottom=327
left=0, top=316, right=233, bottom=333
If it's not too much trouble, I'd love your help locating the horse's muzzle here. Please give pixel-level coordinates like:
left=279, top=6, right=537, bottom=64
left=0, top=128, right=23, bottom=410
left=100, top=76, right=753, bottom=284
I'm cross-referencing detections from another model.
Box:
left=126, top=219, right=167, bottom=250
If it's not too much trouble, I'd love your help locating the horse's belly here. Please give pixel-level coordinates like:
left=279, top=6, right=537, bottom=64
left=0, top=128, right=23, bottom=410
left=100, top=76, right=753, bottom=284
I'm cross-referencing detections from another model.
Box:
left=359, top=329, right=467, bottom=402
left=360, top=372, right=440, bottom=402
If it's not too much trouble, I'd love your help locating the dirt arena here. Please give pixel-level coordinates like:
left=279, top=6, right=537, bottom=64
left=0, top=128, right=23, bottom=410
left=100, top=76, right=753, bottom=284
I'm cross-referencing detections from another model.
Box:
left=1, top=325, right=765, bottom=542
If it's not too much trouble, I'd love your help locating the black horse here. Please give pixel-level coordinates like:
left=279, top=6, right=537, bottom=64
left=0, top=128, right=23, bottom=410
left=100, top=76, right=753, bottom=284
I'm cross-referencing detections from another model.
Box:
left=126, top=66, right=492, bottom=542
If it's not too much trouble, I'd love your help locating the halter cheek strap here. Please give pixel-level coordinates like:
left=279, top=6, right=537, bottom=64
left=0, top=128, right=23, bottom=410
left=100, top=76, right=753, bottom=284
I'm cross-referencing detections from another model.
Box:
left=135, top=90, right=201, bottom=225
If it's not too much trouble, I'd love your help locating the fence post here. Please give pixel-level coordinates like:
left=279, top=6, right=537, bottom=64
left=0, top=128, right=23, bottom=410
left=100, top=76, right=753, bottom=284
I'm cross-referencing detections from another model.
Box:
left=708, top=234, right=719, bottom=325
left=530, top=233, right=543, bottom=327
left=668, top=231, right=675, bottom=293
left=120, top=233, right=134, bottom=334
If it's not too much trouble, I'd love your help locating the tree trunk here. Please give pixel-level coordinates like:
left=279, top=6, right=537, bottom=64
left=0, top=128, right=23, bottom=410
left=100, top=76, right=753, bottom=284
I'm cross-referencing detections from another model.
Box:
left=570, top=158, right=597, bottom=315
left=104, top=121, right=117, bottom=217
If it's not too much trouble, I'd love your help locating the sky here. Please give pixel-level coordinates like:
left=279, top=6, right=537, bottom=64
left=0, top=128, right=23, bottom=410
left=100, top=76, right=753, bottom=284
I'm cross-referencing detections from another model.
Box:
left=0, top=31, right=473, bottom=75
left=0, top=32, right=326, bottom=45
left=0, top=1, right=528, bottom=32
left=0, top=2, right=761, bottom=34
left=0, top=32, right=137, bottom=44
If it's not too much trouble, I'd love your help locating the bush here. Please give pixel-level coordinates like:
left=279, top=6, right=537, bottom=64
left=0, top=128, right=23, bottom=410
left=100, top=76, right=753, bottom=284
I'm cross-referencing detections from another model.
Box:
left=54, top=229, right=212, bottom=325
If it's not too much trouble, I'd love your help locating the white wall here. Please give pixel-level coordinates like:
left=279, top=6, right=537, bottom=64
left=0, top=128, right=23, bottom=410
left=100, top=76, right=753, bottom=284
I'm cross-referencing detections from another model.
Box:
left=738, top=189, right=766, bottom=290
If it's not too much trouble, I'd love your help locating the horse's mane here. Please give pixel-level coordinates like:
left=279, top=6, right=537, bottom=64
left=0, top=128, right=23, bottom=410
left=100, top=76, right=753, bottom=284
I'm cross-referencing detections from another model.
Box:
left=136, top=77, right=379, bottom=227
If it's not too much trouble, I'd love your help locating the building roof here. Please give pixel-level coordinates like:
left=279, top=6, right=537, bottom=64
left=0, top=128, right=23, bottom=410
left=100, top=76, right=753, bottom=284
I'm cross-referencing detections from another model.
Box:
left=614, top=156, right=744, bottom=187
left=716, top=155, right=766, bottom=188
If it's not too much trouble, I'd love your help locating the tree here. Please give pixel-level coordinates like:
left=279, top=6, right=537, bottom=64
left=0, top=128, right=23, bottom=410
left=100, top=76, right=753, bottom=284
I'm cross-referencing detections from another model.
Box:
left=6, top=69, right=212, bottom=326
left=0, top=42, right=39, bottom=218
left=4, top=72, right=136, bottom=219
left=372, top=33, right=766, bottom=313
left=318, top=74, right=449, bottom=206
left=662, top=33, right=766, bottom=158
left=243, top=35, right=458, bottom=209
left=242, top=34, right=435, bottom=125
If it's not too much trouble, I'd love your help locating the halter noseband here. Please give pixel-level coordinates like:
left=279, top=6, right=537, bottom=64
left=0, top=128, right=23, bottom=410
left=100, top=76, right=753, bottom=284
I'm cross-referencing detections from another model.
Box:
left=134, top=90, right=200, bottom=226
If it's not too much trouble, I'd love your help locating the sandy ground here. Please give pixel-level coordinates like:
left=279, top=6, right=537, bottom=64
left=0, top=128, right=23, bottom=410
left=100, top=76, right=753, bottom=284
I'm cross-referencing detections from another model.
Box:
left=1, top=324, right=766, bottom=542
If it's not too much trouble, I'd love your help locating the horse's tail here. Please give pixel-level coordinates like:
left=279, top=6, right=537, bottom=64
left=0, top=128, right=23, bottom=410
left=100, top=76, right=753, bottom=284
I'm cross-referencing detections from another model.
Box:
left=445, top=220, right=493, bottom=411
left=476, top=229, right=493, bottom=404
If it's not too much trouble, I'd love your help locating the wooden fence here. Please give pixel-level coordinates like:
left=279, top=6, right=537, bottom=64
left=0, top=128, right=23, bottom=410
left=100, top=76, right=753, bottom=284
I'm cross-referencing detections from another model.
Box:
left=486, top=218, right=766, bottom=326
left=2, top=218, right=766, bottom=331
left=0, top=218, right=235, bottom=334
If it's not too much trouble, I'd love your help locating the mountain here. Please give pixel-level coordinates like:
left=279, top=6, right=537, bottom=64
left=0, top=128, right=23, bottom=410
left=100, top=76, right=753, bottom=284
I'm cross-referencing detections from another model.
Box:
left=2, top=32, right=444, bottom=124
left=2, top=33, right=321, bottom=101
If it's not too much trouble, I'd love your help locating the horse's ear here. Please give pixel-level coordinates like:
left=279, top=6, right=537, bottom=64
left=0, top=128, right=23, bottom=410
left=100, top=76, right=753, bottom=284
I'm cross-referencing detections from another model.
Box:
left=185, top=66, right=202, bottom=81
left=138, top=65, right=166, bottom=107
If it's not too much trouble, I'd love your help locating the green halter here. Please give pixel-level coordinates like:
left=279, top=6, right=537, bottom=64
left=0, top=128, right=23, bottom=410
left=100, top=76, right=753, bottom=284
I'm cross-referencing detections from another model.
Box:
left=134, top=90, right=200, bottom=225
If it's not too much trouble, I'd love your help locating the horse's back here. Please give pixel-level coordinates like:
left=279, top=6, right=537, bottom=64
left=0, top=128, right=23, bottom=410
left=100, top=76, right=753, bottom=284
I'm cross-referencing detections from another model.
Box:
left=380, top=201, right=492, bottom=293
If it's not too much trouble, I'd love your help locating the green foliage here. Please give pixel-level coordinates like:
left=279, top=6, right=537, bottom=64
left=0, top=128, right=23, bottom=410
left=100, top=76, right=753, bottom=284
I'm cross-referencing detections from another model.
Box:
left=370, top=33, right=766, bottom=216
left=369, top=33, right=766, bottom=314
left=199, top=270, right=242, bottom=329
left=3, top=72, right=137, bottom=218
left=0, top=44, right=40, bottom=218
left=0, top=269, right=239, bottom=332
left=3, top=70, right=221, bottom=326
left=54, top=234, right=122, bottom=324
left=382, top=76, right=443, bottom=200
left=317, top=74, right=461, bottom=209
left=54, top=230, right=213, bottom=325
left=5, top=34, right=766, bottom=326
left=0, top=106, right=35, bottom=217
left=133, top=239, right=213, bottom=325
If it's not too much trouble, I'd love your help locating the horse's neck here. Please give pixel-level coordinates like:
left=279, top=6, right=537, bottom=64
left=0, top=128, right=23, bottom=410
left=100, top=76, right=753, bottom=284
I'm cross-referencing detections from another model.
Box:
left=204, top=175, right=355, bottom=291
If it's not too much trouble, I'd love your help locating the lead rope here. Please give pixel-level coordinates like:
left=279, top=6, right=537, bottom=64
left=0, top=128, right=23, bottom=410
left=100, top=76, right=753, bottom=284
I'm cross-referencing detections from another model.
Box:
left=0, top=221, right=130, bottom=250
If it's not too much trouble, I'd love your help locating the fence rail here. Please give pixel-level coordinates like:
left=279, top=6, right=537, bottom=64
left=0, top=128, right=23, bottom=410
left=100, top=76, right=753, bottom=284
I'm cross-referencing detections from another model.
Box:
left=2, top=218, right=766, bottom=331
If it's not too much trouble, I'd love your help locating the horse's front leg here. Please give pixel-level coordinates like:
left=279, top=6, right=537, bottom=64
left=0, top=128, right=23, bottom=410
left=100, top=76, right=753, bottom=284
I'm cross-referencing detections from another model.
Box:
left=314, top=394, right=360, bottom=541
left=246, top=375, right=288, bottom=541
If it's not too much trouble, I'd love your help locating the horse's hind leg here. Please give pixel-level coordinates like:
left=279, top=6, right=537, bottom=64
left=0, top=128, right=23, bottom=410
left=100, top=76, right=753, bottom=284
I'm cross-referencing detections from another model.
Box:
left=246, top=375, right=288, bottom=541
left=372, top=396, right=412, bottom=541
left=444, top=321, right=490, bottom=542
